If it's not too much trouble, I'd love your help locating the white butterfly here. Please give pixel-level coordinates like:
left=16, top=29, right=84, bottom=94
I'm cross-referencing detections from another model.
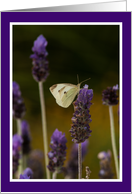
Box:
left=49, top=78, right=90, bottom=108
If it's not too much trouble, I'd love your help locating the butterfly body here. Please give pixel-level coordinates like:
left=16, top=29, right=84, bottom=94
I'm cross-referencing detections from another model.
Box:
left=50, top=83, right=81, bottom=108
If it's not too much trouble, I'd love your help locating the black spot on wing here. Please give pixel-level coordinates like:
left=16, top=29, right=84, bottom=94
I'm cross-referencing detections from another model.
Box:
left=59, top=86, right=66, bottom=93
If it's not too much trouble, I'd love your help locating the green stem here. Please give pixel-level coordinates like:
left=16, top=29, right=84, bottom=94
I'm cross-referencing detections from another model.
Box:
left=16, top=119, right=23, bottom=177
left=38, top=82, right=50, bottom=179
left=17, top=119, right=21, bottom=136
left=78, top=143, right=82, bottom=179
left=109, top=106, right=119, bottom=179
left=52, top=171, right=57, bottom=179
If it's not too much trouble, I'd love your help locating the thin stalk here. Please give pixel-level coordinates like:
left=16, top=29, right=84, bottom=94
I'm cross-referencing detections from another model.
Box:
left=52, top=171, right=57, bottom=179
left=17, top=119, right=21, bottom=136
left=78, top=143, right=82, bottom=179
left=38, top=82, right=50, bottom=179
left=17, top=119, right=23, bottom=176
left=109, top=106, right=119, bottom=179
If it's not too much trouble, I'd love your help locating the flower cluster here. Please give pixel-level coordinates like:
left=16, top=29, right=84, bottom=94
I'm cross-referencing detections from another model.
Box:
left=13, top=82, right=26, bottom=119
left=47, top=129, right=67, bottom=173
left=30, top=35, right=49, bottom=82
left=69, top=85, right=93, bottom=143
left=64, top=140, right=88, bottom=179
left=27, top=150, right=44, bottom=179
left=102, top=84, right=119, bottom=106
left=19, top=168, right=33, bottom=179
left=21, top=120, right=31, bottom=155
left=13, top=134, right=23, bottom=174
left=98, top=150, right=114, bottom=179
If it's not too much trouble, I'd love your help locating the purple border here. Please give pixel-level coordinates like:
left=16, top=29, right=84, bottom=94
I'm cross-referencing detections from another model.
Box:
left=1, top=12, right=131, bottom=193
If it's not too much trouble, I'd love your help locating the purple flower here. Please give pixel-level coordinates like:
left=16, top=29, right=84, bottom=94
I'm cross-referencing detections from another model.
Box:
left=27, top=150, right=44, bottom=179
left=23, top=168, right=33, bottom=179
left=21, top=120, right=31, bottom=155
left=31, top=35, right=48, bottom=57
left=69, top=85, right=93, bottom=143
left=13, top=134, right=23, bottom=174
left=19, top=174, right=30, bottom=179
left=102, top=84, right=119, bottom=106
left=19, top=167, right=33, bottom=179
left=13, top=134, right=23, bottom=150
left=13, top=82, right=21, bottom=99
left=13, top=81, right=26, bottom=119
left=65, top=140, right=88, bottom=178
left=47, top=129, right=67, bottom=173
left=30, top=35, right=49, bottom=82
left=31, top=60, right=49, bottom=82
left=98, top=150, right=114, bottom=179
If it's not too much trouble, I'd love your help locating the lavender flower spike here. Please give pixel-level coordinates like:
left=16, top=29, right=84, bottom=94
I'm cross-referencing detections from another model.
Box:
left=102, top=84, right=119, bottom=178
left=13, top=134, right=23, bottom=174
left=13, top=81, right=26, bottom=119
left=102, top=84, right=119, bottom=106
left=13, top=82, right=21, bottom=99
left=31, top=35, right=50, bottom=178
left=70, top=84, right=93, bottom=143
left=21, top=120, right=31, bottom=155
left=47, top=129, right=67, bottom=173
left=30, top=35, right=49, bottom=82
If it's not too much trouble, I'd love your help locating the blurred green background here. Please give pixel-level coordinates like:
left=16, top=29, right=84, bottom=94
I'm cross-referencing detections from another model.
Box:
left=13, top=25, right=119, bottom=179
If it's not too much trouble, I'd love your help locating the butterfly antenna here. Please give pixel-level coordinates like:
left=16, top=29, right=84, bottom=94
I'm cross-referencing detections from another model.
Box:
left=77, top=74, right=79, bottom=84
left=80, top=78, right=91, bottom=85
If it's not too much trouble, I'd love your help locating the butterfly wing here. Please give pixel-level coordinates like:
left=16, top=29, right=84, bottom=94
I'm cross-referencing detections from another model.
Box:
left=50, top=83, right=77, bottom=99
left=50, top=83, right=80, bottom=108
left=56, top=87, right=78, bottom=108
left=49, top=84, right=62, bottom=98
